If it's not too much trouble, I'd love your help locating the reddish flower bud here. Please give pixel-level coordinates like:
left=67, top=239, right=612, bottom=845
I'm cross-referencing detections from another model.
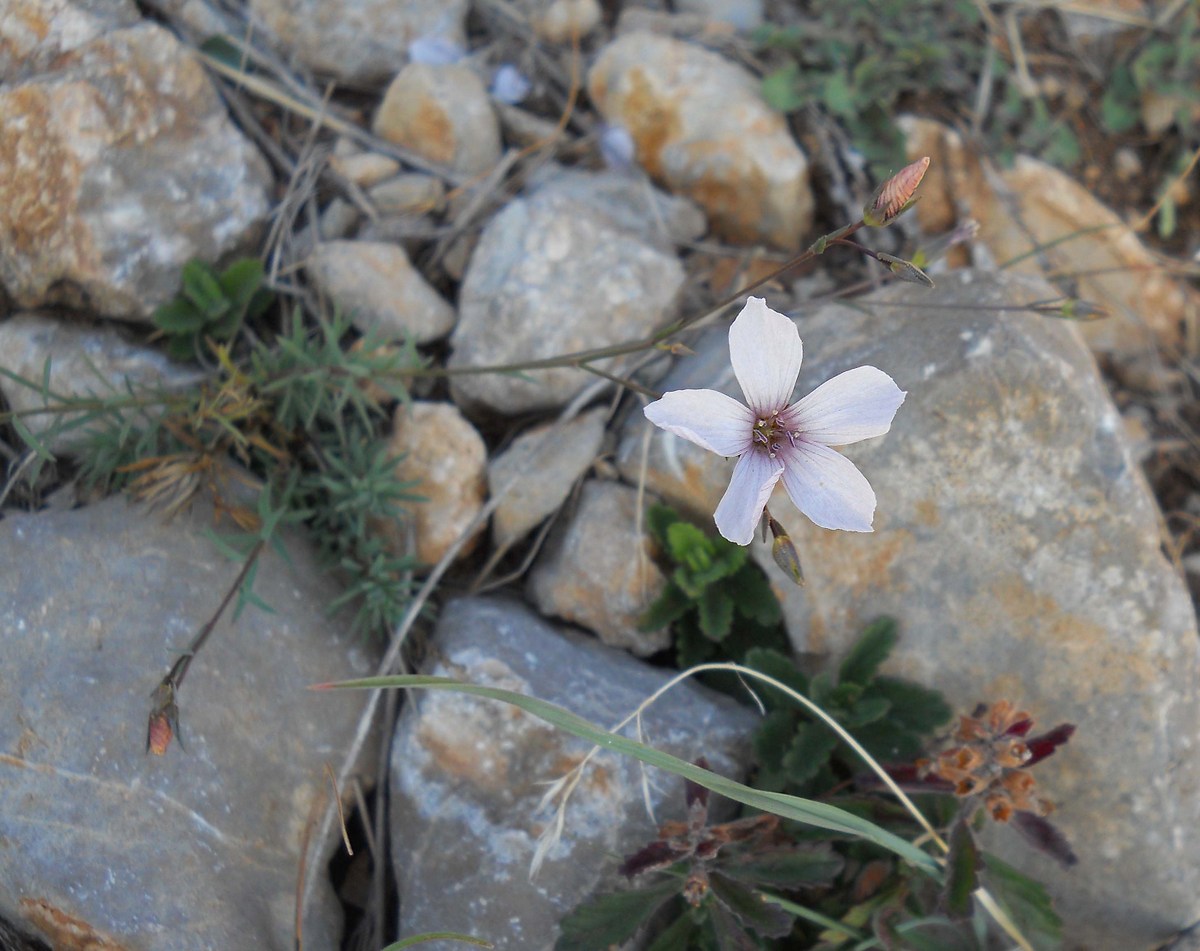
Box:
left=865, top=156, right=930, bottom=226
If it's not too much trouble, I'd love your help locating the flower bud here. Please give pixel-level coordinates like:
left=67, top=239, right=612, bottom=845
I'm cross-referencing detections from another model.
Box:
left=767, top=515, right=804, bottom=586
left=147, top=681, right=182, bottom=756
left=877, top=252, right=935, bottom=288
left=864, top=156, right=930, bottom=226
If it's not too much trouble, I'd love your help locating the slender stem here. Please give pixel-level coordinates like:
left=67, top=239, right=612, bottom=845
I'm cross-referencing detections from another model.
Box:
left=164, top=538, right=266, bottom=690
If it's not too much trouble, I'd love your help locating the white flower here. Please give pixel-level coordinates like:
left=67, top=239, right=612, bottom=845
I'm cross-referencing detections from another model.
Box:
left=643, top=298, right=906, bottom=545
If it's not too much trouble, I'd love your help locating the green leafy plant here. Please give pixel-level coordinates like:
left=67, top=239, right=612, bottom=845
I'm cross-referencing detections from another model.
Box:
left=152, top=257, right=274, bottom=361
left=749, top=618, right=952, bottom=796
left=640, top=504, right=790, bottom=672
left=556, top=759, right=844, bottom=950
left=755, top=0, right=984, bottom=175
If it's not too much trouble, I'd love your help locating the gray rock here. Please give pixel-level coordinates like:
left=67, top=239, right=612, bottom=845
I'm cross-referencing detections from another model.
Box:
left=248, top=0, right=469, bottom=86
left=588, top=32, right=813, bottom=249
left=0, top=22, right=272, bottom=320
left=675, top=0, right=763, bottom=30
left=526, top=166, right=708, bottom=251
left=489, top=407, right=607, bottom=548
left=390, top=596, right=759, bottom=950
left=307, top=240, right=456, bottom=344
left=528, top=479, right=671, bottom=656
left=0, top=312, right=204, bottom=454
left=618, top=270, right=1200, bottom=947
left=0, top=492, right=378, bottom=950
left=448, top=188, right=685, bottom=414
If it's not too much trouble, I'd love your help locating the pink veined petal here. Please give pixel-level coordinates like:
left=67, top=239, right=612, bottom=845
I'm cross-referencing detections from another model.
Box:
left=644, top=389, right=754, bottom=457
left=728, top=298, right=803, bottom=416
left=777, top=440, right=878, bottom=532
left=713, top=450, right=784, bottom=545
left=787, top=366, right=906, bottom=446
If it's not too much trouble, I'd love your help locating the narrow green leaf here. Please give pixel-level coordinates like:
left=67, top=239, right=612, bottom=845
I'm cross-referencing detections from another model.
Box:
left=842, top=695, right=892, bottom=728
left=782, top=722, right=840, bottom=787
left=181, top=259, right=229, bottom=318
left=697, top=584, right=735, bottom=641
left=322, top=675, right=941, bottom=874
left=11, top=415, right=54, bottom=461
left=555, top=878, right=683, bottom=950
left=709, top=873, right=794, bottom=938
left=153, top=298, right=207, bottom=335
left=838, top=617, right=897, bottom=686
left=743, top=648, right=809, bottom=710
left=872, top=677, right=952, bottom=734
left=645, top=503, right=682, bottom=545
left=980, top=853, right=1063, bottom=949
left=644, top=908, right=697, bottom=951
left=942, top=819, right=979, bottom=919
left=751, top=709, right=796, bottom=774
left=666, top=520, right=711, bottom=565
left=721, top=846, right=844, bottom=889
left=382, top=932, right=493, bottom=949
left=639, top=582, right=691, bottom=633
left=218, top=257, right=264, bottom=306
left=729, top=566, right=782, bottom=626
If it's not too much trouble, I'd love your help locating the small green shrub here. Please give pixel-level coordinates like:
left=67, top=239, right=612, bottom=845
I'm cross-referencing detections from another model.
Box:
left=152, top=258, right=274, bottom=361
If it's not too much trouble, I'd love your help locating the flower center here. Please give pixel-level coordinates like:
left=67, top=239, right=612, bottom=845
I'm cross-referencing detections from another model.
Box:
left=751, top=411, right=797, bottom=458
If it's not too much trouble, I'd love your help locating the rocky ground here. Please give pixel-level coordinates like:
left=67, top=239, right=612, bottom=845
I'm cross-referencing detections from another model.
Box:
left=2, top=0, right=1199, bottom=949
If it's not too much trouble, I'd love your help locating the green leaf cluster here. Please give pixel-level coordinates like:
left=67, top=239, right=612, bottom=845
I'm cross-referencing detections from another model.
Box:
left=153, top=258, right=273, bottom=361
left=749, top=619, right=952, bottom=796
left=755, top=0, right=984, bottom=175
left=640, top=504, right=789, bottom=675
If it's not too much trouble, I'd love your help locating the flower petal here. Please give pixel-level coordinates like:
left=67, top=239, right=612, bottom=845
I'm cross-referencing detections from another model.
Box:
left=777, top=441, right=878, bottom=532
left=644, top=389, right=753, bottom=457
left=714, top=451, right=784, bottom=545
left=728, top=298, right=803, bottom=416
left=787, top=366, right=905, bottom=446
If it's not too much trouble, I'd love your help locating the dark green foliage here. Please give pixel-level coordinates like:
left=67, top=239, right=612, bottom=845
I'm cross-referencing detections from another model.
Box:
left=555, top=877, right=685, bottom=950
left=153, top=258, right=274, bottom=361
left=979, top=854, right=1063, bottom=950
left=748, top=619, right=952, bottom=797
left=640, top=504, right=789, bottom=679
left=755, top=0, right=985, bottom=175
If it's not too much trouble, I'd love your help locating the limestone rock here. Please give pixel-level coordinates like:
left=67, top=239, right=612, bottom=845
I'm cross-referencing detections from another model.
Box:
left=329, top=150, right=401, bottom=188
left=307, top=240, right=456, bottom=344
left=368, top=173, right=446, bottom=216
left=373, top=63, right=501, bottom=177
left=528, top=479, right=671, bottom=656
left=526, top=165, right=708, bottom=251
left=675, top=0, right=763, bottom=30
left=448, top=186, right=685, bottom=414
left=0, top=493, right=377, bottom=950
left=0, top=312, right=204, bottom=454
left=489, top=408, right=607, bottom=548
left=378, top=401, right=487, bottom=565
left=248, top=0, right=469, bottom=86
left=0, top=0, right=140, bottom=81
left=619, top=269, right=1200, bottom=947
left=588, top=32, right=813, bottom=249
left=534, top=0, right=603, bottom=43
left=390, top=596, right=759, bottom=949
left=0, top=22, right=272, bottom=321
left=900, top=115, right=1196, bottom=361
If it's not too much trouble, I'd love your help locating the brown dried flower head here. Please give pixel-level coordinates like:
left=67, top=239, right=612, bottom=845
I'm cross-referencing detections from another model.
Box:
left=922, top=700, right=1074, bottom=823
